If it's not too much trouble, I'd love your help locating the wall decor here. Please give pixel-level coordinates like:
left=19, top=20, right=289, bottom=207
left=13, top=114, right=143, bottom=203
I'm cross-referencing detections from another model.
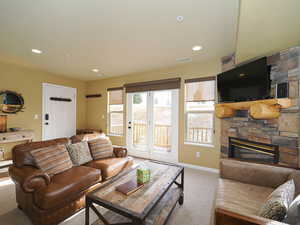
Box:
left=0, top=90, right=24, bottom=114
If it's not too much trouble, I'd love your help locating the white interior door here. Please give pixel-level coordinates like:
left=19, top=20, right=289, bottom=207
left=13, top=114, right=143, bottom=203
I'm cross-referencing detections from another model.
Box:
left=42, top=83, right=77, bottom=140
left=126, top=89, right=179, bottom=163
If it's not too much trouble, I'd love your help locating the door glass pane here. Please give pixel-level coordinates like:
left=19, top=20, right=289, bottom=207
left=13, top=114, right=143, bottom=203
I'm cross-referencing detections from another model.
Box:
left=186, top=112, right=213, bottom=144
left=132, top=92, right=147, bottom=148
left=153, top=90, right=172, bottom=151
left=110, top=112, right=123, bottom=135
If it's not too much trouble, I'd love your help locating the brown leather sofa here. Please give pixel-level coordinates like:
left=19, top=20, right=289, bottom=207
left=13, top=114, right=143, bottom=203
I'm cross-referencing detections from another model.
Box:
left=214, top=159, right=300, bottom=225
left=9, top=135, right=133, bottom=225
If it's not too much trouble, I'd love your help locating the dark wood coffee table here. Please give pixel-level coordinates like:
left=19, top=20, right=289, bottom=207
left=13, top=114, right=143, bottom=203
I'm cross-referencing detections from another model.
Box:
left=85, top=161, right=184, bottom=225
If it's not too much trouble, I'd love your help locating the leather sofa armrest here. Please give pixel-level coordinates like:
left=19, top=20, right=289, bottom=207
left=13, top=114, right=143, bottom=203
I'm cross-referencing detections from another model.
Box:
left=113, top=145, right=128, bottom=158
left=9, top=166, right=51, bottom=193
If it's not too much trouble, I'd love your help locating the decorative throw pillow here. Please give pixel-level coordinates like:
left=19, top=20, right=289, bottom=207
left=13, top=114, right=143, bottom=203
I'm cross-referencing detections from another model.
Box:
left=259, top=179, right=295, bottom=221
left=30, top=145, right=73, bottom=176
left=88, top=137, right=113, bottom=160
left=67, top=141, right=92, bottom=166
left=283, top=194, right=300, bottom=225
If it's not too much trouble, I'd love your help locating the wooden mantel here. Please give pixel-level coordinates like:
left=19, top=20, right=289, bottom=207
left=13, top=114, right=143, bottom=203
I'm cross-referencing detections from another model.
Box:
left=216, top=98, right=292, bottom=119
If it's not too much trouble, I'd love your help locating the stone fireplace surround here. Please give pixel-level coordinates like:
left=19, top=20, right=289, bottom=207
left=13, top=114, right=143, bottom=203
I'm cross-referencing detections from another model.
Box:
left=220, top=46, right=300, bottom=168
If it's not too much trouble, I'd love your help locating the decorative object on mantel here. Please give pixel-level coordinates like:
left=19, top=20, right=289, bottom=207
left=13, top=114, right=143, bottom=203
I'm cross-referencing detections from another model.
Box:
left=0, top=129, right=34, bottom=144
left=86, top=94, right=102, bottom=98
left=0, top=115, right=7, bottom=133
left=216, top=98, right=292, bottom=119
left=0, top=90, right=24, bottom=114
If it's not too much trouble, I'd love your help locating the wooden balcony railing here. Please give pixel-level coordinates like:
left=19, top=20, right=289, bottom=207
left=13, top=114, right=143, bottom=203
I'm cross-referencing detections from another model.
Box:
left=111, top=123, right=212, bottom=146
left=185, top=127, right=212, bottom=144
left=133, top=122, right=212, bottom=148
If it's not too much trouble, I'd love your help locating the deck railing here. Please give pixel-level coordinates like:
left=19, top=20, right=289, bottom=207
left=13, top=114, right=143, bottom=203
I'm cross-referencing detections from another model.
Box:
left=133, top=122, right=212, bottom=148
left=111, top=123, right=212, bottom=146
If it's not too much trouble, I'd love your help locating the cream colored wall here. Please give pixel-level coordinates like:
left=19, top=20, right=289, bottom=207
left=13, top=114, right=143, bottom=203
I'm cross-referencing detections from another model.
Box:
left=86, top=60, right=221, bottom=169
left=0, top=61, right=87, bottom=159
left=236, top=0, right=300, bottom=63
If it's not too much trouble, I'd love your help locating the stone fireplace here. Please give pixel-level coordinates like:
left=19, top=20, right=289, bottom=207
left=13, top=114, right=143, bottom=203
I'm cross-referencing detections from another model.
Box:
left=220, top=47, right=300, bottom=168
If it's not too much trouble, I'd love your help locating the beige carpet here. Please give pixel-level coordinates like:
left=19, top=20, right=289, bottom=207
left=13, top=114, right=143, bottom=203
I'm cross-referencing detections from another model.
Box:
left=0, top=167, right=218, bottom=225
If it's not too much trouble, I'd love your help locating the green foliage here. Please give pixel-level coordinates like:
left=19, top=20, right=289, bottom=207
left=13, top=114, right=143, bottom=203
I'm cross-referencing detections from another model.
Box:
left=133, top=94, right=142, bottom=104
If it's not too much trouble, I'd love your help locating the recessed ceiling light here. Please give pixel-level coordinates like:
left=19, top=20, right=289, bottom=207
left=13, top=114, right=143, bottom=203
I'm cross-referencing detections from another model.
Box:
left=176, top=16, right=184, bottom=22
left=192, top=46, right=203, bottom=51
left=31, top=49, right=42, bottom=54
left=92, top=69, right=99, bottom=73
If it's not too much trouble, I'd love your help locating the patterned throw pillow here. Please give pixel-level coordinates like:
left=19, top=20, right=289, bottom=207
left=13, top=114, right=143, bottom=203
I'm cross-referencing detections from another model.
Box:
left=30, top=145, right=73, bottom=176
left=67, top=141, right=93, bottom=166
left=88, top=137, right=113, bottom=160
left=259, top=179, right=295, bottom=221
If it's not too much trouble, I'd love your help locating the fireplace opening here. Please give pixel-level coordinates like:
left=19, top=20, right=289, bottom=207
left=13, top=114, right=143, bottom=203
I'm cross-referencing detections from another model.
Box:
left=228, top=137, right=279, bottom=164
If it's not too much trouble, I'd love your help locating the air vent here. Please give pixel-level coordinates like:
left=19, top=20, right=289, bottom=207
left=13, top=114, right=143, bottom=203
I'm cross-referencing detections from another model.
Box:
left=176, top=57, right=192, bottom=63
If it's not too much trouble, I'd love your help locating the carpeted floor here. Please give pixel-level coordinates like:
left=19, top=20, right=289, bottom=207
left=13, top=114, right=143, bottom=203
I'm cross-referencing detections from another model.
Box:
left=0, top=166, right=218, bottom=225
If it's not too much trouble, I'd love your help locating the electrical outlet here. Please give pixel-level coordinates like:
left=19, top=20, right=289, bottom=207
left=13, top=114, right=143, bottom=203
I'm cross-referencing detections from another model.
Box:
left=34, top=114, right=39, bottom=120
left=196, top=152, right=201, bottom=158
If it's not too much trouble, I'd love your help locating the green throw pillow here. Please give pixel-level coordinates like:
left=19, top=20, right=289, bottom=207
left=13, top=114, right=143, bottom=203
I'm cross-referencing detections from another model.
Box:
left=67, top=141, right=93, bottom=166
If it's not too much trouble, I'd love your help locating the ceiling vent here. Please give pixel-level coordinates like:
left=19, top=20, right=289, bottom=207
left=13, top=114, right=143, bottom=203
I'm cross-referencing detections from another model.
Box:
left=176, top=57, right=192, bottom=63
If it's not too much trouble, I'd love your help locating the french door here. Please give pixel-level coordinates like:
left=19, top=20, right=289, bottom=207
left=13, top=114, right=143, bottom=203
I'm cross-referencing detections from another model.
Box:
left=126, top=89, right=179, bottom=163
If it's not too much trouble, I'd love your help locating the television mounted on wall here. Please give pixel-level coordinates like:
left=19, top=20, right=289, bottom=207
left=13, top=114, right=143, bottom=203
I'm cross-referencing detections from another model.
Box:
left=217, top=57, right=271, bottom=103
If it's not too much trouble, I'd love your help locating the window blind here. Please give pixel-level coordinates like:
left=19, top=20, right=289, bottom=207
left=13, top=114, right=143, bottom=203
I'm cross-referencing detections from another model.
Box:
left=107, top=87, right=123, bottom=105
left=185, top=77, right=215, bottom=102
left=124, top=78, right=181, bottom=93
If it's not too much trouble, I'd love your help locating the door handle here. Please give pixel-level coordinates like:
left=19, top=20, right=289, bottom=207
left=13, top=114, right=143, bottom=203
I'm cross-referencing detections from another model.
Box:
left=45, top=114, right=49, bottom=120
left=128, top=126, right=131, bottom=129
left=45, top=122, right=49, bottom=125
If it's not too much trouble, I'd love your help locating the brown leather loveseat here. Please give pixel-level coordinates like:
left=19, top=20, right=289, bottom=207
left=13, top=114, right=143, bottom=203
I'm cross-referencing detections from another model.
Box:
left=9, top=134, right=133, bottom=225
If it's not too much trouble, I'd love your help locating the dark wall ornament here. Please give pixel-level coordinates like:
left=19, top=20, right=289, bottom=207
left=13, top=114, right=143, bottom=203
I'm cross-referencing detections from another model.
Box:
left=0, top=90, right=25, bottom=114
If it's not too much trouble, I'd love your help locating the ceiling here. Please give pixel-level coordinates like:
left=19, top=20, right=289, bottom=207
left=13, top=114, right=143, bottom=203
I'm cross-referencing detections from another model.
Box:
left=0, top=0, right=239, bottom=80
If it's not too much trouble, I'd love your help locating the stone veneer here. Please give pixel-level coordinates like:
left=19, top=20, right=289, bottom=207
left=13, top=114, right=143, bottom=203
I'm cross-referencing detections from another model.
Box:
left=220, top=46, right=300, bottom=168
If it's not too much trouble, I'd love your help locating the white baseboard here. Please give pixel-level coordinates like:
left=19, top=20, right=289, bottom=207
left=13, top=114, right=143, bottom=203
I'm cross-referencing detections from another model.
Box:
left=179, top=163, right=219, bottom=174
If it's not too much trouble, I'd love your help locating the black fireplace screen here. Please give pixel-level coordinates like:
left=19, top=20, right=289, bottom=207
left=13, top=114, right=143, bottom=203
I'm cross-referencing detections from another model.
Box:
left=228, top=137, right=279, bottom=164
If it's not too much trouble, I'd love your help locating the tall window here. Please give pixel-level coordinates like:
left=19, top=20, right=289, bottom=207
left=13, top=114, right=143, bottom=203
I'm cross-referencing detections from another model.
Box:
left=184, top=77, right=215, bottom=145
left=107, top=88, right=124, bottom=136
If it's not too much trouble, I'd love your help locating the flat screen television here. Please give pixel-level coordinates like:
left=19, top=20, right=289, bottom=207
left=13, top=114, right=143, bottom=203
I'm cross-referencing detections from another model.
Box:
left=217, top=57, right=271, bottom=103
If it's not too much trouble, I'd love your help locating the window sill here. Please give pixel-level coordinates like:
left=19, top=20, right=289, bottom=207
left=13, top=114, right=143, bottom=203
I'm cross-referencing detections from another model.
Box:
left=184, top=142, right=215, bottom=148
left=108, top=134, right=123, bottom=137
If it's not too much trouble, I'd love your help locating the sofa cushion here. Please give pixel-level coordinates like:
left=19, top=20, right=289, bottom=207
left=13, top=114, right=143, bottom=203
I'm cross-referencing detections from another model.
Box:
left=30, top=145, right=73, bottom=176
left=259, top=179, right=295, bottom=221
left=220, top=159, right=293, bottom=189
left=34, top=166, right=101, bottom=210
left=216, top=179, right=274, bottom=216
left=12, top=138, right=69, bottom=168
left=85, top=157, right=133, bottom=180
left=88, top=137, right=113, bottom=160
left=67, top=141, right=93, bottom=166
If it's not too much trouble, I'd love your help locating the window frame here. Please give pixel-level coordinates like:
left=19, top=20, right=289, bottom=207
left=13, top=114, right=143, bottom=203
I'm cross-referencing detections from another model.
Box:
left=184, top=78, right=216, bottom=147
left=107, top=88, right=124, bottom=136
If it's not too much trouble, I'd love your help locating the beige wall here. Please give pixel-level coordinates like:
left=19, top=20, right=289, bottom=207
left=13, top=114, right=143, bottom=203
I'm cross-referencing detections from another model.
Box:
left=236, top=0, right=300, bottom=63
left=0, top=61, right=87, bottom=159
left=86, top=59, right=221, bottom=169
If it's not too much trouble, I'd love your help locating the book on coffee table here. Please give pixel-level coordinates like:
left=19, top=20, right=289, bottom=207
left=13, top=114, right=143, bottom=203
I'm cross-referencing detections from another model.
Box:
left=116, top=179, right=144, bottom=196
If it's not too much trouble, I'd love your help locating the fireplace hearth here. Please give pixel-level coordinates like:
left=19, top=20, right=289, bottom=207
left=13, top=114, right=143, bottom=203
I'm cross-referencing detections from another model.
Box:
left=229, top=137, right=279, bottom=164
